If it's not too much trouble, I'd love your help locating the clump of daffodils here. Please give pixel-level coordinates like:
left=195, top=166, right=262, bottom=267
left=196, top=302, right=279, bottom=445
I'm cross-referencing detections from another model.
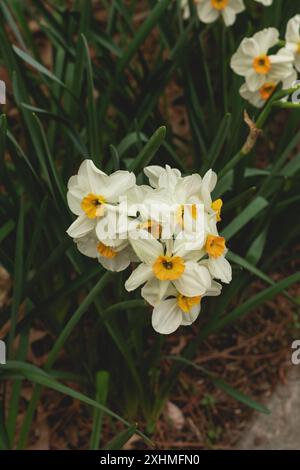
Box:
left=66, top=161, right=232, bottom=335
left=180, top=0, right=273, bottom=27
left=231, top=19, right=300, bottom=107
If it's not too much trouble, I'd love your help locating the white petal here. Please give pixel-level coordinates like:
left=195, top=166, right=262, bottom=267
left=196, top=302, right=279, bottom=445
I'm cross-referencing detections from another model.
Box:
left=294, top=55, right=300, bottom=73
left=230, top=53, right=253, bottom=76
left=158, top=165, right=182, bottom=190
left=75, top=234, right=98, bottom=258
left=173, top=236, right=204, bottom=261
left=95, top=210, right=119, bottom=242
left=99, top=248, right=131, bottom=272
left=198, top=1, right=219, bottom=24
left=66, top=214, right=95, bottom=238
left=245, top=70, right=265, bottom=92
left=181, top=304, right=201, bottom=326
left=126, top=185, right=152, bottom=216
left=282, top=69, right=298, bottom=89
left=241, top=38, right=260, bottom=57
left=152, top=300, right=182, bottom=335
left=125, top=263, right=153, bottom=291
left=67, top=175, right=86, bottom=215
left=207, top=256, right=232, bottom=283
left=239, top=82, right=264, bottom=108
left=269, top=49, right=294, bottom=65
left=252, top=28, right=279, bottom=54
left=128, top=235, right=163, bottom=265
left=269, top=62, right=294, bottom=81
left=141, top=278, right=171, bottom=306
left=285, top=15, right=300, bottom=44
left=77, top=160, right=108, bottom=194
left=175, top=174, right=202, bottom=202
left=230, top=0, right=246, bottom=14
left=254, top=0, right=272, bottom=5
left=222, top=7, right=236, bottom=27
left=144, top=166, right=165, bottom=188
left=173, top=262, right=211, bottom=297
left=104, top=171, right=136, bottom=202
left=201, top=169, right=217, bottom=209
left=67, top=192, right=83, bottom=216
left=204, top=280, right=223, bottom=297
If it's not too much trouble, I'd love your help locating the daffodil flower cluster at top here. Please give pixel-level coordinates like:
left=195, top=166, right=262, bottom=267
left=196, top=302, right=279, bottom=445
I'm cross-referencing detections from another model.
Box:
left=231, top=17, right=300, bottom=108
left=180, top=0, right=273, bottom=27
left=66, top=161, right=232, bottom=335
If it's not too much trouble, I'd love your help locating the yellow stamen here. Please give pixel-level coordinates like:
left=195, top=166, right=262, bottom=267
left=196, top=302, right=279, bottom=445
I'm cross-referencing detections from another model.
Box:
left=81, top=193, right=106, bottom=219
left=152, top=255, right=185, bottom=281
left=211, top=199, right=223, bottom=222
left=298, top=42, right=300, bottom=54
left=205, top=234, right=226, bottom=258
left=253, top=54, right=271, bottom=74
left=259, top=82, right=276, bottom=101
left=211, top=0, right=228, bottom=10
left=97, top=242, right=117, bottom=259
left=177, top=294, right=201, bottom=313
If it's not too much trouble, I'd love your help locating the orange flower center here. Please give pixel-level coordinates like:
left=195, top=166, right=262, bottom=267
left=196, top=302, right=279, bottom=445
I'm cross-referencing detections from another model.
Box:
left=81, top=193, right=106, bottom=219
left=152, top=255, right=185, bottom=281
left=177, top=294, right=201, bottom=313
left=253, top=55, right=271, bottom=75
left=211, top=199, right=223, bottom=222
left=210, top=0, right=228, bottom=10
left=97, top=242, right=117, bottom=259
left=205, top=235, right=226, bottom=258
left=259, top=82, right=276, bottom=101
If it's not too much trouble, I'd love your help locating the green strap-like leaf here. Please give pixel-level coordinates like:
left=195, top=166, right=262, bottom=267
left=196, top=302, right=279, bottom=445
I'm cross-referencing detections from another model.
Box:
left=128, top=126, right=166, bottom=174
left=1, top=361, right=151, bottom=447
left=165, top=356, right=270, bottom=414
left=13, top=45, right=65, bottom=87
left=211, top=271, right=300, bottom=332
left=90, top=370, right=110, bottom=450
left=103, top=425, right=137, bottom=450
left=222, top=196, right=269, bottom=240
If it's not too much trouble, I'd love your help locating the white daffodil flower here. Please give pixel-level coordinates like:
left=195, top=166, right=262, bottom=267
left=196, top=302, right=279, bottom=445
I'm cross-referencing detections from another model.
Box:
left=181, top=0, right=245, bottom=26
left=254, top=0, right=273, bottom=5
left=66, top=160, right=135, bottom=240
left=125, top=236, right=212, bottom=301
left=144, top=164, right=182, bottom=189
left=285, top=14, right=300, bottom=72
left=144, top=281, right=222, bottom=335
left=74, top=232, right=135, bottom=272
left=231, top=28, right=295, bottom=92
left=239, top=69, right=298, bottom=108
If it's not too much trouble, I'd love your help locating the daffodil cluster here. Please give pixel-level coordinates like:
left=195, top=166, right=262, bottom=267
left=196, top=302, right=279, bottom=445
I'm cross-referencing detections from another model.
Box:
left=66, top=161, right=232, bottom=335
left=231, top=17, right=300, bottom=107
left=180, top=0, right=273, bottom=27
